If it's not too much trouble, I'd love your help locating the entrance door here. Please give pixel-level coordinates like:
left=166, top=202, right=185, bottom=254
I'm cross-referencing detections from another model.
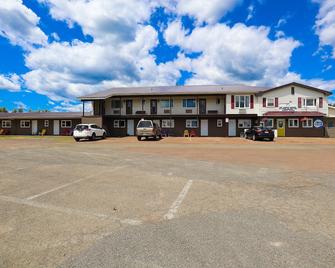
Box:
left=150, top=99, right=157, bottom=114
left=228, top=119, right=236, bottom=136
left=200, top=119, right=208, bottom=136
left=277, top=119, right=285, bottom=137
left=32, top=120, right=38, bottom=135
left=53, top=120, right=60, bottom=135
left=127, top=120, right=134, bottom=136
left=126, top=100, right=133, bottom=115
left=199, top=99, right=206, bottom=114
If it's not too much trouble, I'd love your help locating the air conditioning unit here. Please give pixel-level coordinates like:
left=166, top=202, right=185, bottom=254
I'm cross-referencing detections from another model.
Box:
left=112, top=109, right=121, bottom=115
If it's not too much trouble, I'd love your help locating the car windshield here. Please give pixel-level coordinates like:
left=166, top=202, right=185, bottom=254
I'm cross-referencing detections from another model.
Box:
left=75, top=125, right=88, bottom=131
left=137, top=121, right=152, bottom=128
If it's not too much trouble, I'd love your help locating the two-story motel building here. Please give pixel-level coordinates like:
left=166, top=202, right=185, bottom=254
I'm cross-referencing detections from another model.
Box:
left=80, top=82, right=332, bottom=137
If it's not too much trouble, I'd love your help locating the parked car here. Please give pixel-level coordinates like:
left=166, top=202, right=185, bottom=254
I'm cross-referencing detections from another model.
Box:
left=136, top=119, right=162, bottom=141
left=73, top=124, right=106, bottom=142
left=245, top=126, right=274, bottom=141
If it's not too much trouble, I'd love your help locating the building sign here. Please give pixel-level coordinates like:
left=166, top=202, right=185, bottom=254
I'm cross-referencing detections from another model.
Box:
left=314, top=119, right=323, bottom=128
left=279, top=105, right=297, bottom=112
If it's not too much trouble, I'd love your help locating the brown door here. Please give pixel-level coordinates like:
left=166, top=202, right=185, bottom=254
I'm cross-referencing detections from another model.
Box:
left=150, top=99, right=157, bottom=114
left=126, top=100, right=132, bottom=115
left=199, top=99, right=206, bottom=114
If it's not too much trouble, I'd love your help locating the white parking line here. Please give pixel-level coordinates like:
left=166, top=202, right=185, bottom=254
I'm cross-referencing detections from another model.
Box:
left=164, top=179, right=193, bottom=220
left=0, top=195, right=142, bottom=226
left=25, top=166, right=125, bottom=200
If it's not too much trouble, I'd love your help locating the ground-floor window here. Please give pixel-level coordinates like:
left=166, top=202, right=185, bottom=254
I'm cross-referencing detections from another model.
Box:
left=61, top=120, right=72, bottom=128
left=44, top=120, right=49, bottom=127
left=329, top=121, right=334, bottom=128
left=20, top=120, right=30, bottom=128
left=302, top=118, right=313, bottom=128
left=186, top=119, right=198, bottom=128
left=2, top=120, right=11, bottom=128
left=162, top=119, right=174, bottom=128
left=238, top=119, right=251, bottom=128
left=217, top=119, right=223, bottom=127
left=288, top=118, right=299, bottom=128
left=113, top=120, right=125, bottom=128
left=263, top=118, right=273, bottom=128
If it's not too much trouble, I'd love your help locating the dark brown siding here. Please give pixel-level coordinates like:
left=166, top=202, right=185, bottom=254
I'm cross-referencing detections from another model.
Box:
left=274, top=117, right=325, bottom=137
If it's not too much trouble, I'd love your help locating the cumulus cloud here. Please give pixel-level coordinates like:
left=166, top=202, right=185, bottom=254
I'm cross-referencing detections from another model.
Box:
left=314, top=0, right=335, bottom=57
left=165, top=21, right=301, bottom=86
left=0, top=74, right=22, bottom=91
left=0, top=0, right=48, bottom=50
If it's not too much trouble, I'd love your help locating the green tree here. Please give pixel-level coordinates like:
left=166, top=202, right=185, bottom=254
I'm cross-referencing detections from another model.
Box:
left=0, top=107, right=8, bottom=112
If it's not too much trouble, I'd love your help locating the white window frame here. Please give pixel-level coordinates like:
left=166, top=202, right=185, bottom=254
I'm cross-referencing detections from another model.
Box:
left=162, top=119, right=175, bottom=128
left=263, top=118, right=274, bottom=128
left=2, top=120, right=11, bottom=128
left=113, top=120, right=126, bottom=128
left=302, top=118, right=313, bottom=128
left=217, top=119, right=223, bottom=128
left=185, top=119, right=198, bottom=128
left=61, top=120, right=72, bottom=128
left=238, top=119, right=251, bottom=128
left=183, top=99, right=196, bottom=108
left=267, top=98, right=275, bottom=107
left=20, top=120, right=30, bottom=128
left=303, top=98, right=317, bottom=107
left=288, top=118, right=299, bottom=128
left=44, top=120, right=49, bottom=127
left=160, top=99, right=173, bottom=108
left=235, top=95, right=250, bottom=109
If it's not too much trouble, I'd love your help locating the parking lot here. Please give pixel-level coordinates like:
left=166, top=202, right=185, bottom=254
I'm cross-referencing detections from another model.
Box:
left=0, top=136, right=335, bottom=267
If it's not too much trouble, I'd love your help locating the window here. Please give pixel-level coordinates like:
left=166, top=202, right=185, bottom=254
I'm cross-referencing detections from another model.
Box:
left=238, top=119, right=251, bottom=128
left=186, top=119, right=198, bottom=128
left=183, top=99, right=196, bottom=108
left=267, top=98, right=275, bottom=107
left=304, top=98, right=317, bottom=107
left=160, top=99, right=173, bottom=108
left=263, top=118, right=274, bottom=128
left=44, top=120, right=49, bottom=127
left=111, top=99, right=121, bottom=109
left=113, top=120, right=125, bottom=128
left=235, top=95, right=250, bottom=108
left=217, top=119, right=223, bottom=127
left=20, top=120, right=30, bottom=128
left=162, top=119, right=174, bottom=128
left=2, top=120, right=11, bottom=128
left=302, top=119, right=313, bottom=128
left=291, top=87, right=295, bottom=95
left=288, top=118, right=299, bottom=128
left=61, top=120, right=72, bottom=128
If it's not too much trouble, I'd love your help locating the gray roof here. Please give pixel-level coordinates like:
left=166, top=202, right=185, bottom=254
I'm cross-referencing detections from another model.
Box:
left=0, top=112, right=82, bottom=120
left=79, top=84, right=270, bottom=100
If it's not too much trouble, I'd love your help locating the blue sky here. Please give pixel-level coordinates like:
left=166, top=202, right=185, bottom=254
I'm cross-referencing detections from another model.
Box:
left=0, top=0, right=335, bottom=111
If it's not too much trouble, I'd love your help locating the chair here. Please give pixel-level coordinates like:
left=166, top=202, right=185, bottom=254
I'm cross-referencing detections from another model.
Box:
left=183, top=130, right=189, bottom=137
left=190, top=130, right=197, bottom=137
left=0, top=129, right=4, bottom=135
left=41, top=129, right=47, bottom=136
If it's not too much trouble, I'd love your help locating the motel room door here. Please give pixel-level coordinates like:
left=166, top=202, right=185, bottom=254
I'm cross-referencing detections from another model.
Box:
left=32, top=120, right=38, bottom=135
left=127, top=120, right=134, bottom=136
left=200, top=119, right=208, bottom=136
left=53, top=120, right=60, bottom=135
left=228, top=119, right=236, bottom=136
left=277, top=119, right=285, bottom=137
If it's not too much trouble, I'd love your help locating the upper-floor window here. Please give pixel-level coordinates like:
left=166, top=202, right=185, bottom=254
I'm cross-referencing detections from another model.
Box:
left=111, top=99, right=121, bottom=109
left=291, top=87, right=295, bottom=95
left=267, top=98, right=275, bottom=107
left=183, top=99, right=196, bottom=108
left=235, top=95, right=250, bottom=108
left=161, top=99, right=173, bottom=108
left=304, top=98, right=316, bottom=107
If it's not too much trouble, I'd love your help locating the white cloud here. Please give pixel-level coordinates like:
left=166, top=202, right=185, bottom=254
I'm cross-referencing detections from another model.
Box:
left=13, top=101, right=28, bottom=110
left=0, top=74, right=22, bottom=91
left=52, top=101, right=92, bottom=112
left=246, top=5, right=255, bottom=22
left=165, top=21, right=301, bottom=86
left=0, top=0, right=48, bottom=50
left=174, top=0, right=242, bottom=24
left=314, top=0, right=335, bottom=57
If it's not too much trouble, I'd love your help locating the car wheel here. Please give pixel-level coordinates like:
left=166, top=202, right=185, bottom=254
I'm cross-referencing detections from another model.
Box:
left=90, top=133, right=96, bottom=141
left=137, top=136, right=142, bottom=141
left=252, top=134, right=257, bottom=141
left=102, top=132, right=106, bottom=139
left=74, top=138, right=80, bottom=142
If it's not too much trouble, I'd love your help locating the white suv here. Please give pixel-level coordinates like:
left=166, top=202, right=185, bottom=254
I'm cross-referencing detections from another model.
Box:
left=73, top=124, right=106, bottom=142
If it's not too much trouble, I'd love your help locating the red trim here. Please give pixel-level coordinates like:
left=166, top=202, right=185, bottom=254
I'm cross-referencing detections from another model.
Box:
left=298, top=97, right=302, bottom=108
left=250, top=95, right=254, bottom=109
left=231, top=95, right=234, bottom=109
left=319, top=97, right=323, bottom=108
left=263, top=98, right=266, bottom=107
left=275, top=97, right=279, bottom=107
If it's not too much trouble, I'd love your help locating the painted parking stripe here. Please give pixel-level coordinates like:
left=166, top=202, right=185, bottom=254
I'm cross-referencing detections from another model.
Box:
left=25, top=166, right=126, bottom=200
left=164, top=179, right=193, bottom=220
